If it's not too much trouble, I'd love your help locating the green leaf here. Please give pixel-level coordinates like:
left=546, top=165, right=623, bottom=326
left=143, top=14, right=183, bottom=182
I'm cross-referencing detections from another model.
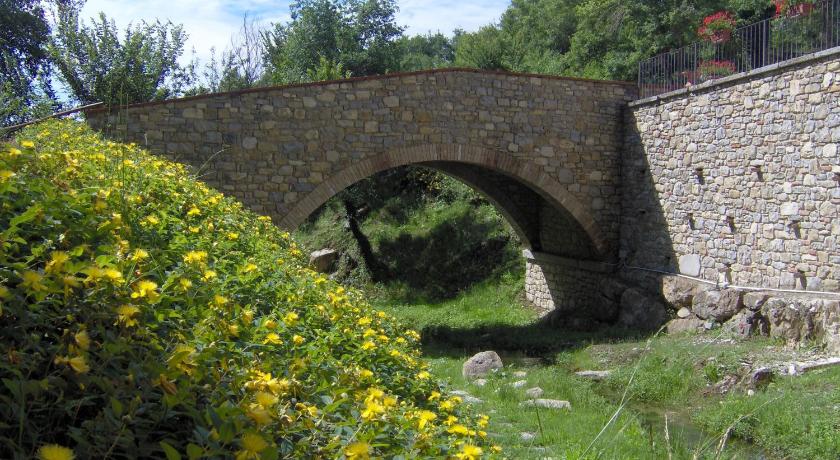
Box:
left=186, top=443, right=203, bottom=460
left=159, top=441, right=182, bottom=460
left=110, top=397, right=123, bottom=417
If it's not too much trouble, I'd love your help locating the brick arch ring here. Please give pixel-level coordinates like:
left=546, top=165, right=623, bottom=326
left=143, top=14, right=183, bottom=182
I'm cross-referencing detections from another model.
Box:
left=278, top=143, right=608, bottom=256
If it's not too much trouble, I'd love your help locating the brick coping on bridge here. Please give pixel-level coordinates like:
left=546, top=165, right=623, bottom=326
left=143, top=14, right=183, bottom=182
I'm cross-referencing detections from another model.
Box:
left=82, top=67, right=636, bottom=114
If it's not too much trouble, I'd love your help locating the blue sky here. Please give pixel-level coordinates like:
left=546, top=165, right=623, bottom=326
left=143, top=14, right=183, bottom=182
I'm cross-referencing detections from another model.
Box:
left=81, top=0, right=510, bottom=63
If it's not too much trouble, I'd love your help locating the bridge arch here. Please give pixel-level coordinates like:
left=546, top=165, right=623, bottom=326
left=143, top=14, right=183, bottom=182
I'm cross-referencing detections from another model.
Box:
left=280, top=143, right=608, bottom=259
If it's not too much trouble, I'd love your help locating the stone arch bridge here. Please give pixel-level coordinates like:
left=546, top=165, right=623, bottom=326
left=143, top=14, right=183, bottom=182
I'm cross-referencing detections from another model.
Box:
left=85, top=68, right=637, bottom=321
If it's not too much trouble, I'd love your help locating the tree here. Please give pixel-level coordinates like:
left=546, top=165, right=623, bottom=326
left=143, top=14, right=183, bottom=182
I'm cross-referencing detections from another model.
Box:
left=396, top=32, right=455, bottom=71
left=0, top=0, right=57, bottom=126
left=453, top=25, right=510, bottom=70
left=263, top=0, right=403, bottom=83
left=50, top=1, right=191, bottom=105
left=187, top=14, right=265, bottom=95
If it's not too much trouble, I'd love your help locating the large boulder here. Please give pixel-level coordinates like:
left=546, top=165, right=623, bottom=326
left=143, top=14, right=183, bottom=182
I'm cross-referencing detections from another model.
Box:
left=661, top=276, right=698, bottom=309
left=462, top=351, right=503, bottom=379
left=618, top=288, right=668, bottom=330
left=666, top=316, right=705, bottom=334
left=722, top=309, right=768, bottom=337
left=309, top=249, right=338, bottom=273
left=692, top=289, right=743, bottom=322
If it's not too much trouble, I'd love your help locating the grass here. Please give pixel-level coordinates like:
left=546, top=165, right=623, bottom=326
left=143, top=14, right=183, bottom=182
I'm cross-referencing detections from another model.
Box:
left=294, top=160, right=839, bottom=459
left=694, top=366, right=840, bottom=459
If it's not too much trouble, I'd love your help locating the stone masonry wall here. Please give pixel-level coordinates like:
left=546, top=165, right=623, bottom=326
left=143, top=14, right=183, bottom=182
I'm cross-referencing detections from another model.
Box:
left=86, top=69, right=635, bottom=258
left=625, top=51, right=840, bottom=293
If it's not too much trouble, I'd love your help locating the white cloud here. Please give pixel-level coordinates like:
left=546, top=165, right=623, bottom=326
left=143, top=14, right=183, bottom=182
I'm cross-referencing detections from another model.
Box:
left=80, top=0, right=510, bottom=64
left=397, top=0, right=508, bottom=35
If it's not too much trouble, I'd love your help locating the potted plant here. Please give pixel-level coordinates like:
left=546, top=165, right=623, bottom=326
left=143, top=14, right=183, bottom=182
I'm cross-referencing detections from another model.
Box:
left=698, top=11, right=738, bottom=43
left=698, top=60, right=737, bottom=81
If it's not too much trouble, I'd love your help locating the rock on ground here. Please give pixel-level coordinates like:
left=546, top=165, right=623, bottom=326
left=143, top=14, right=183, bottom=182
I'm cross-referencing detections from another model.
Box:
left=462, top=351, right=503, bottom=380
left=525, top=387, right=544, bottom=399
left=666, top=316, right=705, bottom=334
left=692, top=289, right=743, bottom=322
left=521, top=399, right=572, bottom=410
left=574, top=370, right=612, bottom=380
left=309, top=249, right=338, bottom=273
left=520, top=432, right=536, bottom=441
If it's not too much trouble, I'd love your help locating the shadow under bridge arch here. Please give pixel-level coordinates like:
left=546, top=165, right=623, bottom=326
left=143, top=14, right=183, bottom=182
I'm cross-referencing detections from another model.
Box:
left=280, top=144, right=607, bottom=261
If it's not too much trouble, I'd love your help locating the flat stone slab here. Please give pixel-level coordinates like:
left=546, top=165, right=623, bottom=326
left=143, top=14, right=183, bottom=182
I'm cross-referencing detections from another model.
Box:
left=511, top=380, right=527, bottom=388
left=678, top=254, right=702, bottom=277
left=575, top=370, right=612, bottom=380
left=521, top=399, right=572, bottom=410
left=525, top=387, right=544, bottom=399
left=512, top=371, right=528, bottom=378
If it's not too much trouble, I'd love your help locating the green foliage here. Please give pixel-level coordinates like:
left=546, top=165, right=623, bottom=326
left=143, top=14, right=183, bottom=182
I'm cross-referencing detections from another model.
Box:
left=0, top=0, right=56, bottom=126
left=0, top=120, right=495, bottom=459
left=263, top=0, right=403, bottom=83
left=50, top=3, right=192, bottom=105
left=396, top=32, right=455, bottom=71
left=695, top=367, right=840, bottom=459
left=296, top=167, right=523, bottom=300
left=454, top=26, right=511, bottom=70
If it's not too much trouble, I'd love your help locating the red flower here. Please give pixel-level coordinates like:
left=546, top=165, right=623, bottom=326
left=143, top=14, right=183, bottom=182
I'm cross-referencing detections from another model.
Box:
left=697, top=11, right=737, bottom=41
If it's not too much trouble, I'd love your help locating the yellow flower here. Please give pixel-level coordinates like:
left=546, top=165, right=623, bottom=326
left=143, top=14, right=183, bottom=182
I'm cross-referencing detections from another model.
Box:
left=213, top=294, right=229, bottom=307
left=362, top=328, right=376, bottom=338
left=292, top=334, right=305, bottom=345
left=345, top=442, right=371, bottom=459
left=491, top=445, right=502, bottom=453
left=264, top=319, right=277, bottom=330
left=361, top=341, right=376, bottom=351
left=228, top=324, right=240, bottom=337
left=7, top=147, right=22, bottom=157
left=245, top=404, right=272, bottom=425
left=447, top=424, right=470, bottom=436
left=130, top=249, right=149, bottom=262
left=357, top=316, right=372, bottom=326
left=202, top=270, right=217, bottom=281
left=45, top=252, right=69, bottom=274
left=417, top=410, right=437, bottom=429
left=116, top=305, right=141, bottom=327
left=130, top=280, right=159, bottom=302
left=188, top=226, right=200, bottom=234
left=143, top=215, right=160, bottom=226
left=283, top=311, right=299, bottom=326
left=74, top=330, right=91, bottom=350
left=37, top=444, right=75, bottom=460
left=361, top=400, right=384, bottom=421
left=178, top=278, right=193, bottom=291
left=263, top=333, right=283, bottom=345
left=455, top=444, right=483, bottom=460
left=227, top=232, right=239, bottom=240
left=20, top=270, right=47, bottom=293
left=296, top=402, right=318, bottom=418
left=242, top=263, right=259, bottom=273
left=186, top=207, right=201, bottom=217
left=183, top=250, right=208, bottom=265
left=0, top=284, right=9, bottom=299
left=428, top=391, right=441, bottom=401
left=255, top=391, right=278, bottom=407
left=416, top=371, right=431, bottom=380
left=102, top=268, right=124, bottom=284
left=477, top=414, right=489, bottom=428
left=21, top=140, right=35, bottom=149
left=242, top=309, right=254, bottom=323
left=236, top=432, right=268, bottom=460
left=68, top=355, right=90, bottom=374
left=0, top=170, right=15, bottom=181
left=359, top=369, right=374, bottom=379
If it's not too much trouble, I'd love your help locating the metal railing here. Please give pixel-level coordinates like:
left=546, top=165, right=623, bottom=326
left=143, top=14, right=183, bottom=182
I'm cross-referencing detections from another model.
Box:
left=638, top=0, right=840, bottom=99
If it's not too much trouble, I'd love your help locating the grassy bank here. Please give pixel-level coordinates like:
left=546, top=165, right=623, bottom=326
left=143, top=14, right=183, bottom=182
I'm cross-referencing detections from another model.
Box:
left=0, top=121, right=495, bottom=459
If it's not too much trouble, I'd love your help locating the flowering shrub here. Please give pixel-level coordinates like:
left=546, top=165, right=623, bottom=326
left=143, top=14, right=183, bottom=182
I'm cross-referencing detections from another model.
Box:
left=774, top=0, right=816, bottom=17
left=0, top=120, right=498, bottom=459
left=697, top=11, right=737, bottom=43
left=698, top=60, right=738, bottom=79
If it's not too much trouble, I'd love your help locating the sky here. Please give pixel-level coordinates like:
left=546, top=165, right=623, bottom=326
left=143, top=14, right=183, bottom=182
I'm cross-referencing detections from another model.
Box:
left=80, top=0, right=510, bottom=63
